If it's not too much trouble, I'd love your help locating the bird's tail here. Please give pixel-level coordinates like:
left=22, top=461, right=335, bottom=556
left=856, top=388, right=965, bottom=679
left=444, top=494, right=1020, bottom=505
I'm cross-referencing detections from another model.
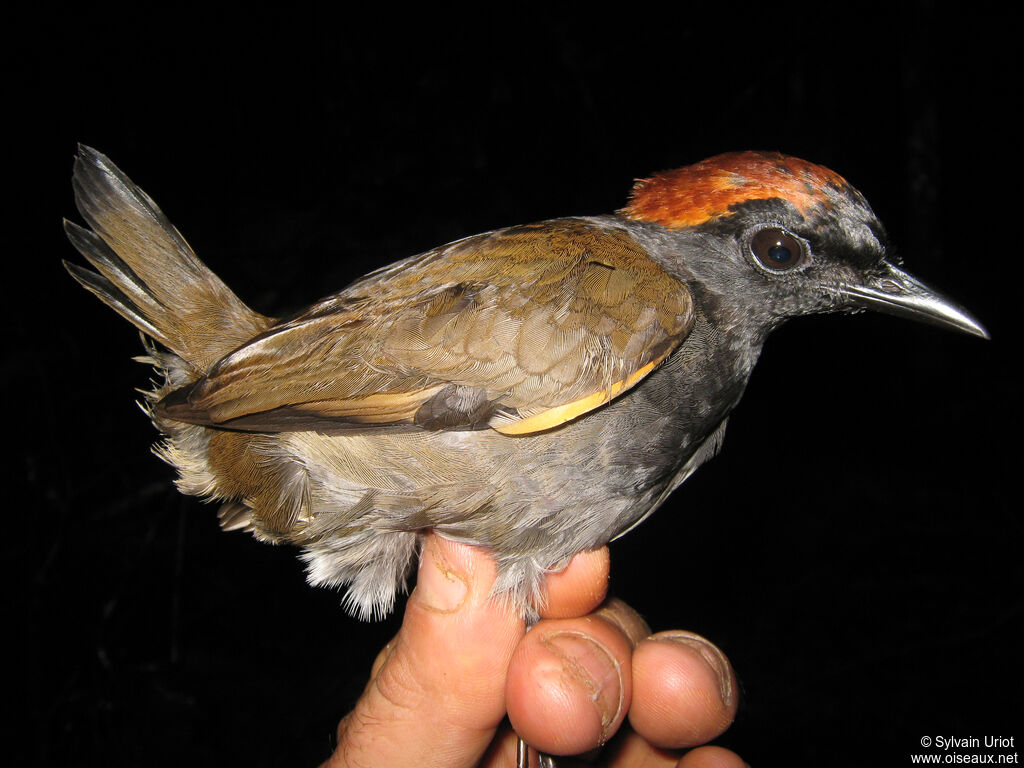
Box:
left=63, top=145, right=272, bottom=375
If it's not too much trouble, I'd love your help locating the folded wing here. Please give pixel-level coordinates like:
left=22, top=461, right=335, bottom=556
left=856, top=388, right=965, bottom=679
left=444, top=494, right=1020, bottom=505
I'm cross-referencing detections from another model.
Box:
left=158, top=220, right=694, bottom=435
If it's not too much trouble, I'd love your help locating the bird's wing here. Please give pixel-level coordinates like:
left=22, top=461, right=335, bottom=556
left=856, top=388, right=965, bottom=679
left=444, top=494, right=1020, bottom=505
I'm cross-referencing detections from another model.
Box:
left=157, top=219, right=694, bottom=435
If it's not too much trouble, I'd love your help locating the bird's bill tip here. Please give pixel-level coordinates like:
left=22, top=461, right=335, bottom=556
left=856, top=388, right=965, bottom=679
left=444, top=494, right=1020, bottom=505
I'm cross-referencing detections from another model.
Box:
left=840, top=264, right=989, bottom=340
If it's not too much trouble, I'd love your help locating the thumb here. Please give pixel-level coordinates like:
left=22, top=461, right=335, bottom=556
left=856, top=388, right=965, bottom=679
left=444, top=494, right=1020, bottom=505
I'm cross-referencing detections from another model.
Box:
left=325, top=534, right=525, bottom=768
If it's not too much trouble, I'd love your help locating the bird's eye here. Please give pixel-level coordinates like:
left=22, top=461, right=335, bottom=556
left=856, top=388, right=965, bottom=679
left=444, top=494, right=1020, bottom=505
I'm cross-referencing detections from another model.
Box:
left=749, top=228, right=807, bottom=273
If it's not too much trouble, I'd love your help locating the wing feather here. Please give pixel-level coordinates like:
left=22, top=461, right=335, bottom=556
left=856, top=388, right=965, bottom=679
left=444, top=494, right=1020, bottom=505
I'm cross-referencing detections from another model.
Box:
left=157, top=219, right=694, bottom=434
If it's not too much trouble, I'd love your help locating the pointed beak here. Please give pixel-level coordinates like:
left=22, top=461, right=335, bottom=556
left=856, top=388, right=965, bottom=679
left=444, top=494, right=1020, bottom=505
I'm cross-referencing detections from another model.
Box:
left=839, top=263, right=989, bottom=339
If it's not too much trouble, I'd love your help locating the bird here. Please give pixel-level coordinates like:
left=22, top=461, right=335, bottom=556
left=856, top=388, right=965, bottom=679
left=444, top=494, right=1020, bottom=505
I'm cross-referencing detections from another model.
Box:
left=64, top=145, right=988, bottom=624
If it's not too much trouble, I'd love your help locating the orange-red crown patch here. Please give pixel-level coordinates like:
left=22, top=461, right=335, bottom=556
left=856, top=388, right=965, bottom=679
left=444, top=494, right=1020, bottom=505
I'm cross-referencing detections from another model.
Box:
left=621, top=151, right=851, bottom=229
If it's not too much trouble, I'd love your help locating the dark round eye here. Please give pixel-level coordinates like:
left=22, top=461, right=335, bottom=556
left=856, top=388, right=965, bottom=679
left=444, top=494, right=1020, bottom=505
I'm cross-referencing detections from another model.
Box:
left=749, top=227, right=806, bottom=272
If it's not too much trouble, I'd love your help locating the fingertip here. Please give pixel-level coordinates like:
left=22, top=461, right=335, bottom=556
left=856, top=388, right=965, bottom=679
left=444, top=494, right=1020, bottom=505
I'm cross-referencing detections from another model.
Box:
left=412, top=533, right=499, bottom=612
left=507, top=613, right=632, bottom=755
left=374, top=534, right=524, bottom=737
left=540, top=546, right=610, bottom=619
left=331, top=534, right=525, bottom=766
left=677, top=745, right=747, bottom=768
left=630, top=632, right=737, bottom=749
left=402, top=534, right=524, bottom=691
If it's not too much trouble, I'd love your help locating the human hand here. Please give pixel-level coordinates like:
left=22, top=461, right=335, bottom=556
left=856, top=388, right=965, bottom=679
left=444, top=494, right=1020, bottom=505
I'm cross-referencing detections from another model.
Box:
left=321, top=533, right=744, bottom=767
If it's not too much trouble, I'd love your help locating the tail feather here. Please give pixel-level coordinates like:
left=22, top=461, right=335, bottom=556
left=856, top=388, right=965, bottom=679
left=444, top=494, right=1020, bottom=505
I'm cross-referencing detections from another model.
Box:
left=65, top=145, right=272, bottom=371
left=64, top=221, right=178, bottom=350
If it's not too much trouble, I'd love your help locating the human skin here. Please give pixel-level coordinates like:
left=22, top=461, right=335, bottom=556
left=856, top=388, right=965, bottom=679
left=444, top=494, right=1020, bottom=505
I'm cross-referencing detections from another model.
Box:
left=321, top=534, right=744, bottom=767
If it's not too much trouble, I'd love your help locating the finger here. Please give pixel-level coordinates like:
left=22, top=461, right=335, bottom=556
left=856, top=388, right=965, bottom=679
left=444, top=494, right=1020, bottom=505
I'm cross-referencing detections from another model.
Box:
left=325, top=534, right=525, bottom=768
left=677, top=745, right=747, bottom=768
left=539, top=546, right=610, bottom=619
left=506, top=603, right=634, bottom=756
left=629, top=631, right=738, bottom=749
left=606, top=733, right=746, bottom=768
left=604, top=729, right=681, bottom=767
left=593, top=597, right=652, bottom=645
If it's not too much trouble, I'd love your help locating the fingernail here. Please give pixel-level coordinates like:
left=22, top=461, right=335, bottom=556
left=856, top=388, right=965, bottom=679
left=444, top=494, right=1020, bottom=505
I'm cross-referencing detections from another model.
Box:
left=415, top=538, right=468, bottom=612
left=656, top=631, right=735, bottom=708
left=542, top=631, right=623, bottom=742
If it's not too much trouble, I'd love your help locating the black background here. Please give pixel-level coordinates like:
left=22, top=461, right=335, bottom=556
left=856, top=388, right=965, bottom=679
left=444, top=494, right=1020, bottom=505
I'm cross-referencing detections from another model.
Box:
left=11, top=4, right=1020, bottom=766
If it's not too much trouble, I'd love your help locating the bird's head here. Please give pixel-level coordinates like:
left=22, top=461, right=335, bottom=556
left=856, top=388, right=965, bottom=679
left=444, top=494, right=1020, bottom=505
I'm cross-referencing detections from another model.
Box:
left=620, top=151, right=988, bottom=340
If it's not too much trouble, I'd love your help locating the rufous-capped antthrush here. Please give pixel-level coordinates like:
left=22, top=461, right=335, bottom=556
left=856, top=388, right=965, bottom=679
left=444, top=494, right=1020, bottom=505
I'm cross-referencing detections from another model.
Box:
left=64, top=146, right=987, bottom=621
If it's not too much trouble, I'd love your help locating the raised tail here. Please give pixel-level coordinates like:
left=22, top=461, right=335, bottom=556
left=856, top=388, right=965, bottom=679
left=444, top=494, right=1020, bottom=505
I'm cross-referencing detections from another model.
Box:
left=63, top=145, right=272, bottom=373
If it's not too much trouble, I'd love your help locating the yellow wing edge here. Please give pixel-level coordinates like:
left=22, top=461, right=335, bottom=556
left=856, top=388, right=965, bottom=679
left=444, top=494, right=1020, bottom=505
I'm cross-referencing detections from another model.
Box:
left=492, top=357, right=661, bottom=435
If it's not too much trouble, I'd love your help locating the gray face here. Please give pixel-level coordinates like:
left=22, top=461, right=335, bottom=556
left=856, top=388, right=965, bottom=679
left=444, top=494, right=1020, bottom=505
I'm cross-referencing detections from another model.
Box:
left=625, top=188, right=985, bottom=344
